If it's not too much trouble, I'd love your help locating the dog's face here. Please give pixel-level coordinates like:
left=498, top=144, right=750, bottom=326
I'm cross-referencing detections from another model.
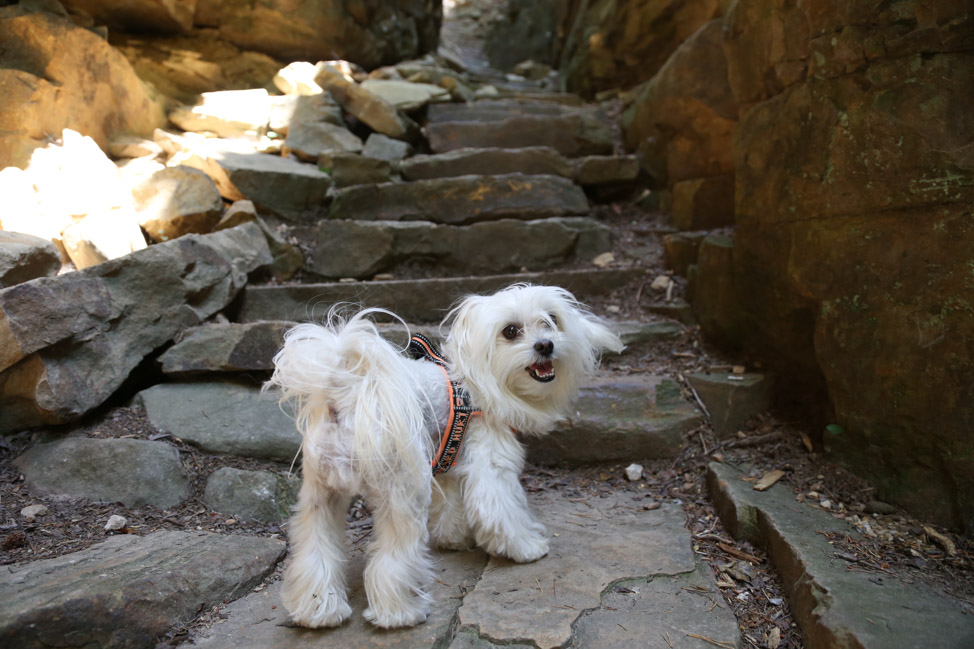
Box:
left=444, top=285, right=623, bottom=431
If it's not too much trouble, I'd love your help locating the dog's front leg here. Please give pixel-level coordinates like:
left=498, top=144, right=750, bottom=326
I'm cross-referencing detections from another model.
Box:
left=458, top=426, right=549, bottom=563
left=429, top=471, right=475, bottom=550
left=281, top=461, right=353, bottom=628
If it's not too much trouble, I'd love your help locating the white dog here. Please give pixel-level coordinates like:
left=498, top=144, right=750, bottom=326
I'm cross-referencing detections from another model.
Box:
left=267, top=284, right=622, bottom=629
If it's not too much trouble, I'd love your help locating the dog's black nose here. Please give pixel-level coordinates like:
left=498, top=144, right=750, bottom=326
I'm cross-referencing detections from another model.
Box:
left=534, top=339, right=554, bottom=356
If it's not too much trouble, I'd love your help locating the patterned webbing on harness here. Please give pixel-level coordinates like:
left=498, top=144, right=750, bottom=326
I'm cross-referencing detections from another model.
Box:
left=407, top=334, right=482, bottom=475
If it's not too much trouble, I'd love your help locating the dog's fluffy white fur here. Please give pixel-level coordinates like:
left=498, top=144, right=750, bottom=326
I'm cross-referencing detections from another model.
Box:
left=267, top=284, right=623, bottom=629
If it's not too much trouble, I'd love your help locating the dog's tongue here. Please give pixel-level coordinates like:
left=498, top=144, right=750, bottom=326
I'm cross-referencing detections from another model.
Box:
left=528, top=360, right=555, bottom=381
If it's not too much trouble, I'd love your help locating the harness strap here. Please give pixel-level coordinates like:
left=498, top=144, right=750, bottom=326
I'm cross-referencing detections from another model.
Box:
left=407, top=334, right=482, bottom=475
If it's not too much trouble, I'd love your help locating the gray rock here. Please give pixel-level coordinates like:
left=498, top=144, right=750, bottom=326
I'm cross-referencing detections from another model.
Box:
left=359, top=79, right=450, bottom=112
left=168, top=89, right=270, bottom=138
left=399, top=147, right=574, bottom=181
left=0, top=223, right=272, bottom=432
left=15, top=437, right=189, bottom=508
left=268, top=93, right=343, bottom=135
left=0, top=531, right=285, bottom=649
left=237, top=268, right=645, bottom=324
left=573, top=155, right=640, bottom=185
left=708, top=462, right=974, bottom=649
left=133, top=165, right=224, bottom=242
left=528, top=375, right=704, bottom=464
left=204, top=467, right=297, bottom=523
left=617, top=320, right=687, bottom=346
left=138, top=380, right=300, bottom=461
left=213, top=202, right=304, bottom=281
left=282, top=121, right=363, bottom=163
left=457, top=494, right=695, bottom=649
left=188, top=549, right=488, bottom=649
left=315, top=65, right=418, bottom=141
left=0, top=231, right=60, bottom=288
left=108, top=135, right=164, bottom=159
left=362, top=133, right=413, bottom=162
left=328, top=173, right=588, bottom=225
left=176, top=145, right=332, bottom=224
left=687, top=372, right=773, bottom=438
left=160, top=321, right=290, bottom=375
left=318, top=153, right=394, bottom=188
left=309, top=217, right=610, bottom=279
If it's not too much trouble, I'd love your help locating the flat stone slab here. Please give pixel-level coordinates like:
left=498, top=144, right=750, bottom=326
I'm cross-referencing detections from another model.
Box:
left=569, top=561, right=741, bottom=649
left=160, top=319, right=682, bottom=375
left=185, top=491, right=734, bottom=649
left=399, top=147, right=574, bottom=181
left=425, top=101, right=613, bottom=157
left=14, top=437, right=190, bottom=508
left=138, top=380, right=300, bottom=461
left=455, top=494, right=706, bottom=649
left=188, top=550, right=489, bottom=649
left=0, top=531, right=285, bottom=649
left=308, top=217, right=609, bottom=279
left=328, top=173, right=588, bottom=225
left=708, top=462, right=974, bottom=649
left=236, top=268, right=644, bottom=323
left=528, top=375, right=704, bottom=464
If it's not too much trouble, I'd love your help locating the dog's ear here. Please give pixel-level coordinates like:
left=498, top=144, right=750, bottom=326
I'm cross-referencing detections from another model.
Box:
left=579, top=312, right=624, bottom=355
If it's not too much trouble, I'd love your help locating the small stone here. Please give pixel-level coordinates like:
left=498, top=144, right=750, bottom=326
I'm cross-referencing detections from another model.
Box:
left=819, top=499, right=831, bottom=509
left=807, top=491, right=819, bottom=499
left=624, top=463, right=644, bottom=481
left=606, top=305, right=621, bottom=314
left=732, top=365, right=746, bottom=374
left=592, top=252, right=615, bottom=268
left=104, top=515, right=127, bottom=531
left=20, top=504, right=49, bottom=522
left=642, top=501, right=662, bottom=511
left=651, top=275, right=672, bottom=291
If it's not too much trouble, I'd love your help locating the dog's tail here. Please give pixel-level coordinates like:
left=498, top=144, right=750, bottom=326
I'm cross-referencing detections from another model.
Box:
left=266, top=309, right=430, bottom=488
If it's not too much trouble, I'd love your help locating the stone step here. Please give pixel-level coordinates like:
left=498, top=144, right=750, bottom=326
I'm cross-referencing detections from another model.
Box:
left=1, top=531, right=285, bottom=649
left=234, top=268, right=644, bottom=324
left=708, top=463, right=974, bottom=649
left=425, top=100, right=614, bottom=156
left=186, top=494, right=739, bottom=649
left=159, top=319, right=688, bottom=376
left=306, top=217, right=609, bottom=280
left=399, top=147, right=639, bottom=186
left=136, top=372, right=699, bottom=467
left=328, top=173, right=588, bottom=225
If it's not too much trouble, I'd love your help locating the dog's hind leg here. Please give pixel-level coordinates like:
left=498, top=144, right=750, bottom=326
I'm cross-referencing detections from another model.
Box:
left=281, top=467, right=353, bottom=628
left=429, top=471, right=474, bottom=550
left=361, top=479, right=433, bottom=628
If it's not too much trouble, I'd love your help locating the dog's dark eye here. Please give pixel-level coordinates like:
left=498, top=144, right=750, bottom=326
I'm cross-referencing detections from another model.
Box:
left=549, top=313, right=558, bottom=327
left=502, top=325, right=519, bottom=340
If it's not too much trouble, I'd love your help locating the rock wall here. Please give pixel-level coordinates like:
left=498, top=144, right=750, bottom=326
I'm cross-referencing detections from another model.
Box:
left=0, top=4, right=167, bottom=169
left=724, top=1, right=974, bottom=532
left=560, top=0, right=728, bottom=96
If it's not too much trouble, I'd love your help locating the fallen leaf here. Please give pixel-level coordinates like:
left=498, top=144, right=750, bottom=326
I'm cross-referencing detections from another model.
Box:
left=753, top=469, right=786, bottom=491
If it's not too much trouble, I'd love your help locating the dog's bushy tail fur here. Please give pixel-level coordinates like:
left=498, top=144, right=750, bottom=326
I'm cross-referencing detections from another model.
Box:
left=267, top=309, right=430, bottom=491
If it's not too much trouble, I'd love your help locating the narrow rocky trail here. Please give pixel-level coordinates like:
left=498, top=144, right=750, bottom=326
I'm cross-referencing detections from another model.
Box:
left=2, top=2, right=972, bottom=649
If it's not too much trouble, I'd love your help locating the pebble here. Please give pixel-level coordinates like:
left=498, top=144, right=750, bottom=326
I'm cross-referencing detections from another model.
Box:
left=819, top=499, right=831, bottom=509
left=650, top=275, right=671, bottom=291
left=21, top=504, right=49, bottom=522
left=624, top=463, right=644, bottom=481
left=592, top=252, right=615, bottom=268
left=104, top=514, right=128, bottom=531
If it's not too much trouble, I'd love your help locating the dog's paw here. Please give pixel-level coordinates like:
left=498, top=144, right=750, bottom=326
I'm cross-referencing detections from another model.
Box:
left=507, top=532, right=550, bottom=563
left=363, top=602, right=430, bottom=629
left=288, top=595, right=352, bottom=628
left=431, top=530, right=475, bottom=551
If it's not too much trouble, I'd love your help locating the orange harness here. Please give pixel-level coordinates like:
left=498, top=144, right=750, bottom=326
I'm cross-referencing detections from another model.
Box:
left=407, top=334, right=482, bottom=475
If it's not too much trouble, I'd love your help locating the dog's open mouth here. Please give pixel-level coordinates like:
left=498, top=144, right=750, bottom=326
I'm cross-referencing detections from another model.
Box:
left=527, top=361, right=555, bottom=383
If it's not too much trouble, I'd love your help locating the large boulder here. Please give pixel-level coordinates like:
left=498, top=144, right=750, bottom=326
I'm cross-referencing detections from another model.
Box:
left=561, top=0, right=725, bottom=96
left=622, top=19, right=738, bottom=187
left=0, top=223, right=271, bottom=432
left=0, top=232, right=60, bottom=288
left=209, top=0, right=443, bottom=69
left=0, top=4, right=166, bottom=169
left=59, top=0, right=195, bottom=33
left=723, top=1, right=974, bottom=531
